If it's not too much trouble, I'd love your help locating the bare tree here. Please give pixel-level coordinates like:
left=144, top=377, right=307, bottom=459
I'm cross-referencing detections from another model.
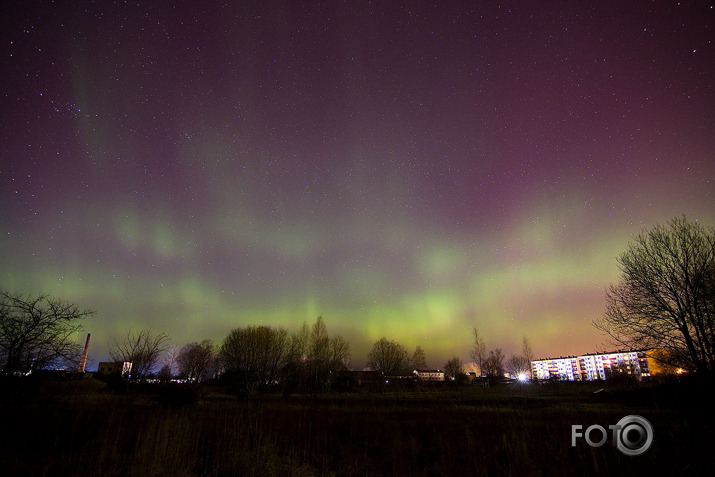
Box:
left=594, top=217, right=715, bottom=375
left=157, top=345, right=180, bottom=382
left=162, top=345, right=180, bottom=376
left=328, top=335, right=351, bottom=372
left=109, top=329, right=170, bottom=380
left=281, top=322, right=311, bottom=393
left=521, top=336, right=535, bottom=378
left=308, top=316, right=330, bottom=369
left=410, top=345, right=427, bottom=371
left=483, top=348, right=505, bottom=377
left=0, top=291, right=93, bottom=375
left=470, top=328, right=487, bottom=376
left=306, top=317, right=350, bottom=392
left=506, top=355, right=530, bottom=378
left=444, top=355, right=464, bottom=381
left=219, top=325, right=290, bottom=395
left=291, top=321, right=310, bottom=363
left=176, top=339, right=217, bottom=383
left=367, top=337, right=409, bottom=376
left=157, top=363, right=173, bottom=382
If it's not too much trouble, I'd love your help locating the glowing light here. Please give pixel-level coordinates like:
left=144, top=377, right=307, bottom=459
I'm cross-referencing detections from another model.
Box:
left=518, top=373, right=528, bottom=382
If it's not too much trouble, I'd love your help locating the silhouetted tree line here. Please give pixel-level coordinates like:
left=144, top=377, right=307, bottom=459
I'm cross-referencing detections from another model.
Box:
left=470, top=328, right=534, bottom=381
left=217, top=316, right=350, bottom=396
left=2, top=216, right=712, bottom=385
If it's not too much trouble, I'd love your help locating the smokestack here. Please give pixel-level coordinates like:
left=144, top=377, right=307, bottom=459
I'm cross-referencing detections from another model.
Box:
left=78, top=333, right=91, bottom=373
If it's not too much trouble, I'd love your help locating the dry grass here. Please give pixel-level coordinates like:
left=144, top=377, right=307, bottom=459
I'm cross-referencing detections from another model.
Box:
left=0, top=376, right=711, bottom=476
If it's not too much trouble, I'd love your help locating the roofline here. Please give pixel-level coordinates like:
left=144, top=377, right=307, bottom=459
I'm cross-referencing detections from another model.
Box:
left=532, top=349, right=649, bottom=362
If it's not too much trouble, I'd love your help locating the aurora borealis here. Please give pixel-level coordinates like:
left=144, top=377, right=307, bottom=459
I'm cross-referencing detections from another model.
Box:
left=1, top=1, right=713, bottom=369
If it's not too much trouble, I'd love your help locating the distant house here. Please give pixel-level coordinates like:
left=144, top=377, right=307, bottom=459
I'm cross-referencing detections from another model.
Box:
left=96, top=361, right=132, bottom=378
left=531, top=350, right=652, bottom=381
left=413, top=369, right=445, bottom=382
left=464, top=372, right=479, bottom=384
left=467, top=374, right=490, bottom=386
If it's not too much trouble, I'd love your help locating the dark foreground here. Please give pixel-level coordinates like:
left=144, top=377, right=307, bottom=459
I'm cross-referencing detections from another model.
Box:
left=0, top=376, right=712, bottom=476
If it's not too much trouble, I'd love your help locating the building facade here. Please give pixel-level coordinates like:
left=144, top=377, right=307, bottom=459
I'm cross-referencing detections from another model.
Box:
left=96, top=361, right=132, bottom=377
left=531, top=351, right=652, bottom=381
left=413, top=369, right=445, bottom=381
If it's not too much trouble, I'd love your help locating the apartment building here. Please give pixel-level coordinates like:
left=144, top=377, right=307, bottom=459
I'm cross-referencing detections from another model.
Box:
left=531, top=350, right=652, bottom=381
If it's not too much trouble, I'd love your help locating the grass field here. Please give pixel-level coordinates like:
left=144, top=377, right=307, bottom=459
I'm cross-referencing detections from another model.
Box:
left=0, top=376, right=712, bottom=476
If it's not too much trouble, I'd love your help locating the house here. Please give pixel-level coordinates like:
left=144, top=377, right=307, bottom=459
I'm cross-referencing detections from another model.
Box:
left=413, top=369, right=445, bottom=381
left=96, top=361, right=132, bottom=378
left=464, top=372, right=485, bottom=384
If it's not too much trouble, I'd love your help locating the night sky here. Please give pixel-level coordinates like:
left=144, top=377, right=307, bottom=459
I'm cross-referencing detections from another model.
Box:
left=2, top=1, right=713, bottom=369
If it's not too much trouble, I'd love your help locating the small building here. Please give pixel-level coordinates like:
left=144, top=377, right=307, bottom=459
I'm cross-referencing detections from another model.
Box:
left=96, top=361, right=132, bottom=378
left=413, top=369, right=445, bottom=381
left=465, top=372, right=487, bottom=384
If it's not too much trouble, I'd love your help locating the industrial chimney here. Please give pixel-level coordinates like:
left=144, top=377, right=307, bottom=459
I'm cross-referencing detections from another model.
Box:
left=77, top=333, right=91, bottom=373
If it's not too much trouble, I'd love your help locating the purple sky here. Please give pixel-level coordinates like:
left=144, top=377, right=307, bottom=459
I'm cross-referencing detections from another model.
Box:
left=1, top=1, right=713, bottom=369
